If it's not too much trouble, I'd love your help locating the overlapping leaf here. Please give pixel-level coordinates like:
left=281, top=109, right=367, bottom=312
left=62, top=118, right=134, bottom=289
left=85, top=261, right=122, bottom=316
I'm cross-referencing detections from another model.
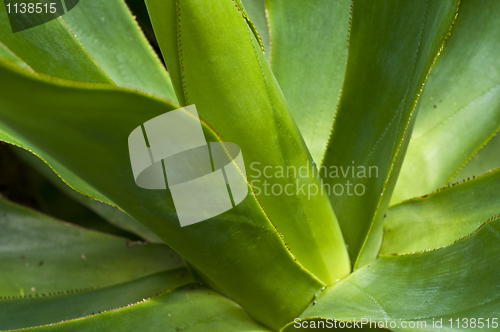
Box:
left=241, top=0, right=270, bottom=61
left=0, top=60, right=323, bottom=330
left=0, top=0, right=177, bottom=101
left=146, top=0, right=349, bottom=293
left=1, top=269, right=193, bottom=330
left=15, top=148, right=162, bottom=243
left=321, top=0, right=459, bottom=268
left=382, top=169, right=500, bottom=254
left=0, top=197, right=190, bottom=330
left=0, top=197, right=183, bottom=296
left=21, top=285, right=269, bottom=332
left=62, top=0, right=177, bottom=101
left=0, top=0, right=110, bottom=83
left=392, top=0, right=500, bottom=203
left=453, top=133, right=500, bottom=183
left=288, top=218, right=500, bottom=331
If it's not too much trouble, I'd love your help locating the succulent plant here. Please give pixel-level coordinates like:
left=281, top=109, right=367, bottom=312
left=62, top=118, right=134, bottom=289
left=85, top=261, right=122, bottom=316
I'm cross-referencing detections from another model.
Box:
left=0, top=0, right=499, bottom=331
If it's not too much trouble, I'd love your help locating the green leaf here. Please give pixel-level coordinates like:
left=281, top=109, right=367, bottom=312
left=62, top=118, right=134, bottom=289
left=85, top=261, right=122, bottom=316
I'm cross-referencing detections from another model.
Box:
left=0, top=40, right=34, bottom=71
left=452, top=133, right=500, bottom=183
left=392, top=0, right=500, bottom=204
left=291, top=217, right=500, bottom=331
left=0, top=0, right=110, bottom=83
left=0, top=268, right=193, bottom=330
left=241, top=0, right=271, bottom=61
left=21, top=285, right=270, bottom=332
left=0, top=0, right=177, bottom=101
left=321, top=0, right=459, bottom=269
left=146, top=0, right=350, bottom=286
left=15, top=148, right=163, bottom=243
left=0, top=61, right=324, bottom=330
left=62, top=0, right=177, bottom=101
left=382, top=169, right=500, bottom=254
left=0, top=197, right=184, bottom=297
left=266, top=0, right=350, bottom=163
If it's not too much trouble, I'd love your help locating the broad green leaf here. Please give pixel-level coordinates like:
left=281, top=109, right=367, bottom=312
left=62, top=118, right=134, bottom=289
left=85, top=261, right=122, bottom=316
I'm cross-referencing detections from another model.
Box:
left=291, top=217, right=500, bottom=331
left=0, top=197, right=184, bottom=296
left=321, top=0, right=459, bottom=269
left=0, top=268, right=193, bottom=330
left=241, top=0, right=270, bottom=61
left=0, top=61, right=324, bottom=330
left=0, top=0, right=177, bottom=101
left=0, top=0, right=111, bottom=83
left=392, top=0, right=500, bottom=204
left=453, top=133, right=500, bottom=183
left=21, top=285, right=270, bottom=332
left=15, top=148, right=163, bottom=243
left=62, top=0, right=177, bottom=101
left=266, top=0, right=350, bottom=163
left=382, top=169, right=500, bottom=254
left=146, top=0, right=350, bottom=290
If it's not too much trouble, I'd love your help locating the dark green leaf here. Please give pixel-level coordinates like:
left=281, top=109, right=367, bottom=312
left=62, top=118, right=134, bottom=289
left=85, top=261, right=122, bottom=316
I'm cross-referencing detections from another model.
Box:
left=0, top=197, right=184, bottom=297
left=0, top=268, right=193, bottom=330
left=20, top=285, right=270, bottom=332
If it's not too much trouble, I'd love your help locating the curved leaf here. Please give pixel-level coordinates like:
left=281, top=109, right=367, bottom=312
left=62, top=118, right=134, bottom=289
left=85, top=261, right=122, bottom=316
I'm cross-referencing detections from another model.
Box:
left=19, top=285, right=270, bottom=332
left=266, top=0, right=350, bottom=163
left=392, top=0, right=500, bottom=203
left=295, top=217, right=500, bottom=331
left=0, top=197, right=184, bottom=297
left=0, top=268, right=193, bottom=330
left=0, top=61, right=324, bottom=330
left=62, top=0, right=178, bottom=101
left=0, top=0, right=177, bottom=101
left=382, top=169, right=500, bottom=254
left=321, top=0, right=459, bottom=268
left=146, top=0, right=350, bottom=288
left=0, top=1, right=111, bottom=83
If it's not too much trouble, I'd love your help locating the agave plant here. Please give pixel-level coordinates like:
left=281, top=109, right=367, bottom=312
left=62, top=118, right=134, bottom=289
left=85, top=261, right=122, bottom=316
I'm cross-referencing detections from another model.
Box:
left=0, top=0, right=499, bottom=330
